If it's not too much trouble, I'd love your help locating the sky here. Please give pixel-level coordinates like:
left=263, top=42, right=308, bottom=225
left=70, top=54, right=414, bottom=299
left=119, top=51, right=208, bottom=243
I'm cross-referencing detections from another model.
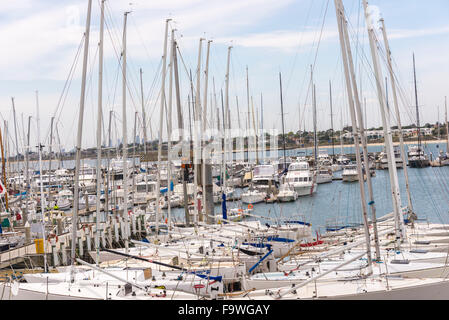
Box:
left=0, top=0, right=448, bottom=153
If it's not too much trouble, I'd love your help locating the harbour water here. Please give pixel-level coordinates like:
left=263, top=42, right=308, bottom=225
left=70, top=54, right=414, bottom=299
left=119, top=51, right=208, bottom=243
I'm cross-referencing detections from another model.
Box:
left=166, top=142, right=449, bottom=233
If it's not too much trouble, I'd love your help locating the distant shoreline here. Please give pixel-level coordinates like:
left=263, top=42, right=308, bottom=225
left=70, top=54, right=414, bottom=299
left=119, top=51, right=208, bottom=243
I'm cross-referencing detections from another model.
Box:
left=6, top=138, right=447, bottom=164
left=314, top=139, right=447, bottom=150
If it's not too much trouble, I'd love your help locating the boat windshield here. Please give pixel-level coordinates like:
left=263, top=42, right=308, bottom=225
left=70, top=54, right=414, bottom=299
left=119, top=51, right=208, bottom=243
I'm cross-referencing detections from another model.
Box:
left=253, top=165, right=275, bottom=177
left=288, top=162, right=309, bottom=171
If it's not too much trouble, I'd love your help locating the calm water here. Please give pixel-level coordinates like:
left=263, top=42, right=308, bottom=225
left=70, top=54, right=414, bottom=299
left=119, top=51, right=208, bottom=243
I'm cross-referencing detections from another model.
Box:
left=168, top=142, right=449, bottom=233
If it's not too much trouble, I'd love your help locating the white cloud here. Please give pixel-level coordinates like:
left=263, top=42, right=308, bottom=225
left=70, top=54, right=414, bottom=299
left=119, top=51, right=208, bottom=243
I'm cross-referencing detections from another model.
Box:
left=214, top=29, right=338, bottom=51
left=388, top=26, right=449, bottom=40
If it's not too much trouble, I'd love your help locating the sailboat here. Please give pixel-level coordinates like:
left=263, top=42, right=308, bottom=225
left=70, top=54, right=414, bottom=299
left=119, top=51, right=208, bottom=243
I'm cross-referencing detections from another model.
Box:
left=408, top=54, right=430, bottom=168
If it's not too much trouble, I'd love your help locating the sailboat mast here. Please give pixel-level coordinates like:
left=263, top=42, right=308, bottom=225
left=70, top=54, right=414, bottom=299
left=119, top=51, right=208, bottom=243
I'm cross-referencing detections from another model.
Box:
left=446, top=97, right=449, bottom=153
left=201, top=40, right=211, bottom=223
left=173, top=37, right=190, bottom=226
left=155, top=19, right=171, bottom=235
left=279, top=72, right=287, bottom=170
left=363, top=0, right=404, bottom=246
left=25, top=116, right=31, bottom=221
left=94, top=0, right=105, bottom=267
left=36, top=91, right=48, bottom=273
left=49, top=116, right=55, bottom=206
left=246, top=66, right=250, bottom=163
left=139, top=69, right=148, bottom=152
left=334, top=0, right=373, bottom=273
left=70, top=0, right=92, bottom=282
left=193, top=38, right=203, bottom=225
left=224, top=46, right=232, bottom=190
left=0, top=125, right=7, bottom=212
left=11, top=98, right=19, bottom=186
left=413, top=53, right=421, bottom=148
left=166, top=29, right=175, bottom=229
left=313, top=84, right=318, bottom=166
left=329, top=81, right=335, bottom=157
left=121, top=11, right=131, bottom=253
left=380, top=18, right=414, bottom=214
left=261, top=93, right=265, bottom=164
left=340, top=2, right=380, bottom=260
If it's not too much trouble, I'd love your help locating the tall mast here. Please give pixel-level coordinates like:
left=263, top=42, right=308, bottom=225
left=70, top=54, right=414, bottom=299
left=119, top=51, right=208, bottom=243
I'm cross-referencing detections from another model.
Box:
left=329, top=81, right=335, bottom=157
left=220, top=88, right=226, bottom=217
left=36, top=91, right=48, bottom=273
left=173, top=37, right=190, bottom=226
left=334, top=0, right=373, bottom=273
left=279, top=72, right=287, bottom=170
left=260, top=93, right=265, bottom=164
left=105, top=110, right=113, bottom=217
left=202, top=40, right=212, bottom=133
left=193, top=38, right=203, bottom=225
left=413, top=53, right=421, bottom=148
left=236, top=96, right=241, bottom=130
left=310, top=66, right=318, bottom=165
left=25, top=116, right=31, bottom=221
left=446, top=97, right=449, bottom=153
left=251, top=96, right=258, bottom=165
left=121, top=11, right=131, bottom=253
left=48, top=117, right=54, bottom=207
left=0, top=125, right=7, bottom=212
left=36, top=91, right=47, bottom=273
left=363, top=0, right=405, bottom=246
left=70, top=0, right=92, bottom=282
left=155, top=19, right=171, bottom=235
left=201, top=39, right=211, bottom=223
left=246, top=66, right=250, bottom=163
left=341, top=2, right=380, bottom=260
left=313, top=84, right=318, bottom=166
left=11, top=98, right=19, bottom=185
left=188, top=70, right=194, bottom=142
left=223, top=46, right=232, bottom=192
left=166, top=29, right=175, bottom=229
left=94, top=0, right=105, bottom=267
left=139, top=68, right=148, bottom=184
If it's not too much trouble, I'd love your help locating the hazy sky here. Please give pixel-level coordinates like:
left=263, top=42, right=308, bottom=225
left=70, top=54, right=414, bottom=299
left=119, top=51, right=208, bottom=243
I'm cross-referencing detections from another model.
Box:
left=0, top=0, right=448, bottom=153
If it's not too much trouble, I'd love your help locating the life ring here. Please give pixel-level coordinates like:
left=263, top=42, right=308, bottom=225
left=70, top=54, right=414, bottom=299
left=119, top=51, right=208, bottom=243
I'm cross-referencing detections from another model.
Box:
left=238, top=208, right=243, bottom=214
left=248, top=204, right=253, bottom=210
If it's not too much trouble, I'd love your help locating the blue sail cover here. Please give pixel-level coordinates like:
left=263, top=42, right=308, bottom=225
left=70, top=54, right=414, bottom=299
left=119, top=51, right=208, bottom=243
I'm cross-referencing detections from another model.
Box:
left=159, top=181, right=174, bottom=194
left=222, top=193, right=227, bottom=220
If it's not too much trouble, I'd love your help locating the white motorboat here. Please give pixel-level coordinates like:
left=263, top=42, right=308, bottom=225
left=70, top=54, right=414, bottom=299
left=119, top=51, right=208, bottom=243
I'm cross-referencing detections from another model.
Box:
left=342, top=164, right=359, bottom=182
left=285, top=161, right=317, bottom=196
left=332, top=155, right=350, bottom=172
left=56, top=189, right=73, bottom=211
left=408, top=146, right=430, bottom=168
left=241, top=188, right=266, bottom=204
left=379, top=145, right=403, bottom=169
left=251, top=165, right=278, bottom=194
left=316, top=167, right=333, bottom=184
